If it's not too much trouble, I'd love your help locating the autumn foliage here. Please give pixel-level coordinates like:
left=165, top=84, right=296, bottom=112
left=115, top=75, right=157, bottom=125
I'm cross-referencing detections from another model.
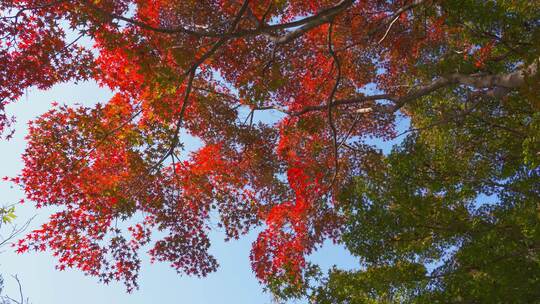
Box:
left=1, top=0, right=538, bottom=299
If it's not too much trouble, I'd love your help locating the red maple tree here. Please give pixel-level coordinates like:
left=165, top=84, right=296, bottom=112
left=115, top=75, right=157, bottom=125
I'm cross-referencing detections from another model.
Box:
left=1, top=0, right=535, bottom=292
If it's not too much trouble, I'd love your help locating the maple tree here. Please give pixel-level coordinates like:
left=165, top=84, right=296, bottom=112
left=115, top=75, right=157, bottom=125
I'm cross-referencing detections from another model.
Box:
left=0, top=0, right=539, bottom=302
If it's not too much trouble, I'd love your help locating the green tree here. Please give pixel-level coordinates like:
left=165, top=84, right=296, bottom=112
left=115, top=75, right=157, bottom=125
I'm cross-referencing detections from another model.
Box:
left=310, top=7, right=540, bottom=303
left=302, top=1, right=540, bottom=303
left=314, top=126, right=539, bottom=303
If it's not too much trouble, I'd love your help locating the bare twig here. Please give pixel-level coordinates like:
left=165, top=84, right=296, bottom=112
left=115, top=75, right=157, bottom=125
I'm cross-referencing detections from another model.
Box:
left=0, top=215, right=34, bottom=250
left=2, top=275, right=28, bottom=304
left=378, top=14, right=400, bottom=44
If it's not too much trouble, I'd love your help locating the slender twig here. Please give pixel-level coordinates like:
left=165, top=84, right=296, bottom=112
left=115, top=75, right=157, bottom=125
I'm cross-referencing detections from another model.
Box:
left=0, top=215, right=34, bottom=249
left=378, top=14, right=400, bottom=44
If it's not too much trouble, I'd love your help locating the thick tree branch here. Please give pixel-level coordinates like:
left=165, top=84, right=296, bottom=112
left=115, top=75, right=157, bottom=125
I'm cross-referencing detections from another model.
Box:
left=84, top=0, right=355, bottom=44
left=269, top=0, right=355, bottom=45
left=449, top=62, right=538, bottom=89
left=393, top=58, right=539, bottom=110
left=256, top=58, right=538, bottom=116
left=254, top=94, right=391, bottom=115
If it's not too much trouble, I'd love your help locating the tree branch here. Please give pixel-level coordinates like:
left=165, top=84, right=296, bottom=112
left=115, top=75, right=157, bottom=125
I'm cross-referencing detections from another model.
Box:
left=269, top=0, right=355, bottom=45
left=392, top=58, right=539, bottom=110
left=0, top=215, right=33, bottom=250
left=83, top=0, right=355, bottom=45
left=327, top=22, right=341, bottom=186
left=255, top=58, right=538, bottom=116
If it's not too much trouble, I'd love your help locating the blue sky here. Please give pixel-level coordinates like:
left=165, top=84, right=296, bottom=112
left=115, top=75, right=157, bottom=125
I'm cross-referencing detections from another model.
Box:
left=0, top=81, right=365, bottom=304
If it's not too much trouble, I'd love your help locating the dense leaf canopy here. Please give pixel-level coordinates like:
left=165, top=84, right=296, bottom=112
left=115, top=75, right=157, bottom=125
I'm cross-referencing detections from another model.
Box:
left=0, top=0, right=538, bottom=302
